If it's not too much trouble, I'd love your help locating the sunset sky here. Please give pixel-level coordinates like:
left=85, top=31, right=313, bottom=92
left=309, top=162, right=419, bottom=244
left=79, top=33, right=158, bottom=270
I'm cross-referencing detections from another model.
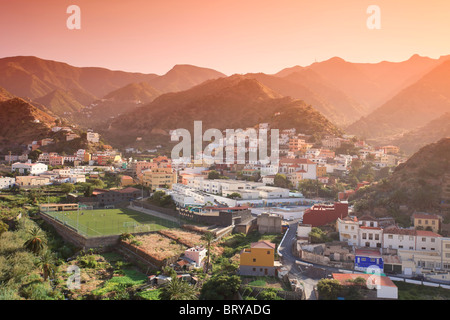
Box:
left=1, top=0, right=450, bottom=75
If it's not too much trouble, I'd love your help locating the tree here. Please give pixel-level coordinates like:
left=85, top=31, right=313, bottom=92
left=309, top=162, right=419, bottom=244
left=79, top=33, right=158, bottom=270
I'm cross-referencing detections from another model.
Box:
left=24, top=226, right=46, bottom=255
left=0, top=221, right=8, bottom=235
left=201, top=232, right=215, bottom=273
left=28, top=149, right=42, bottom=162
left=258, top=288, right=283, bottom=300
left=309, top=227, right=329, bottom=243
left=207, top=170, right=220, bottom=180
left=60, top=183, right=75, bottom=194
left=317, top=279, right=342, bottom=300
left=38, top=251, right=57, bottom=281
left=227, top=192, right=242, bottom=200
left=273, top=173, right=291, bottom=189
left=199, top=275, right=241, bottom=300
left=160, top=276, right=197, bottom=300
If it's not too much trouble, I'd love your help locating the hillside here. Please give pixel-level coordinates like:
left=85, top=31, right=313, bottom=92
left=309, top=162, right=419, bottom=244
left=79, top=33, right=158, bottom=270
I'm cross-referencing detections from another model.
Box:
left=0, top=86, right=15, bottom=102
left=347, top=60, right=450, bottom=140
left=390, top=112, right=450, bottom=155
left=282, top=70, right=367, bottom=124
left=0, top=57, right=228, bottom=127
left=351, top=138, right=450, bottom=222
left=34, top=89, right=85, bottom=117
left=0, top=56, right=159, bottom=100
left=147, top=64, right=226, bottom=93
left=235, top=72, right=364, bottom=126
left=276, top=54, right=450, bottom=112
left=0, top=97, right=56, bottom=150
left=103, top=82, right=162, bottom=103
left=105, top=75, right=342, bottom=147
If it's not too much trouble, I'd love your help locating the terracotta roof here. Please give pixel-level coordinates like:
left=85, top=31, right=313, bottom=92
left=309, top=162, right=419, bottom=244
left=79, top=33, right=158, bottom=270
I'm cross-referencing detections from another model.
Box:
left=332, top=273, right=397, bottom=288
left=384, top=228, right=442, bottom=237
left=413, top=213, right=440, bottom=220
left=251, top=241, right=276, bottom=249
left=383, top=227, right=416, bottom=236
left=360, top=226, right=382, bottom=230
left=115, top=187, right=140, bottom=193
left=416, top=230, right=442, bottom=237
left=355, top=248, right=382, bottom=257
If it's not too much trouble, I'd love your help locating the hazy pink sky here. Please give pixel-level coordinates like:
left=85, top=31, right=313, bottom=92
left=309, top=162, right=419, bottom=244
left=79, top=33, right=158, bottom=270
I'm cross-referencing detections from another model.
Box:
left=1, top=0, right=450, bottom=75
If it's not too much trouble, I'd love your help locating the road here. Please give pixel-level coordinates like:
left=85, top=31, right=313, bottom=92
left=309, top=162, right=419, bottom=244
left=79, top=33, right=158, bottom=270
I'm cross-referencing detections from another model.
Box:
left=278, top=220, right=319, bottom=300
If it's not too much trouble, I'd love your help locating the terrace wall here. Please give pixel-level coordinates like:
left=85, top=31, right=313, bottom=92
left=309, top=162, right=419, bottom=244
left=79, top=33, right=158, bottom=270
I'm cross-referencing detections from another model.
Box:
left=38, top=211, right=120, bottom=249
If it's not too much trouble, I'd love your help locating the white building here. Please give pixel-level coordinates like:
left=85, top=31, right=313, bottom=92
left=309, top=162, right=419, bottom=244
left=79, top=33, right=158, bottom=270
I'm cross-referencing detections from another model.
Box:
left=0, top=177, right=15, bottom=189
left=184, top=246, right=207, bottom=268
left=11, top=162, right=48, bottom=175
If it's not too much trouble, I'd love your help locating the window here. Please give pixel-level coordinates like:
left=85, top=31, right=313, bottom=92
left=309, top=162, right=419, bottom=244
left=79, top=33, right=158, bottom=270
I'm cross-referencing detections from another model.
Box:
left=345, top=226, right=348, bottom=230
left=399, top=236, right=403, bottom=241
left=431, top=238, right=435, bottom=243
left=388, top=235, right=393, bottom=239
left=253, top=258, right=256, bottom=262
left=432, top=220, right=436, bottom=225
left=369, top=234, right=373, bottom=240
left=362, top=233, right=367, bottom=239
left=422, top=247, right=426, bottom=250
left=351, top=226, right=355, bottom=230
left=267, top=251, right=271, bottom=254
left=375, top=234, right=379, bottom=240
left=409, top=236, right=414, bottom=241
left=399, top=245, right=403, bottom=249
left=422, top=238, right=426, bottom=242
left=418, top=219, right=422, bottom=224
left=409, top=247, right=414, bottom=250
left=425, top=220, right=428, bottom=225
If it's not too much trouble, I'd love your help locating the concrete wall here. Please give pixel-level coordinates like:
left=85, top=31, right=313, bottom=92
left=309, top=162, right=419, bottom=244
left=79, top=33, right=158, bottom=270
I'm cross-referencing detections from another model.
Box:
left=38, top=211, right=120, bottom=249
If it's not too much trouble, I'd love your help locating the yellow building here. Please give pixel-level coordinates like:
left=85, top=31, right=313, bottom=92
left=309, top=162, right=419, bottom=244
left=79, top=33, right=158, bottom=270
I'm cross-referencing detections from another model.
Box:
left=413, top=213, right=440, bottom=233
left=142, top=167, right=177, bottom=191
left=239, top=241, right=276, bottom=276
left=316, top=165, right=327, bottom=178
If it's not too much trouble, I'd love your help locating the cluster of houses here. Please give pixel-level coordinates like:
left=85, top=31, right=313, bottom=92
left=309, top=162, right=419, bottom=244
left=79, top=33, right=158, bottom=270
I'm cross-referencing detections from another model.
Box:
left=333, top=212, right=450, bottom=279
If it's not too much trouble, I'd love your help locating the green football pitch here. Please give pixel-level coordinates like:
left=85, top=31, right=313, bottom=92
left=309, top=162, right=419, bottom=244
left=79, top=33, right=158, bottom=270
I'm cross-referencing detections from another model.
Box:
left=46, top=208, right=179, bottom=237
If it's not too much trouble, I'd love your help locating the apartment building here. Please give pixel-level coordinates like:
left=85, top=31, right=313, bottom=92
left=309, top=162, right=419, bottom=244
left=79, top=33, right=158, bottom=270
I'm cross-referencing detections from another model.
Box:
left=142, top=167, right=177, bottom=191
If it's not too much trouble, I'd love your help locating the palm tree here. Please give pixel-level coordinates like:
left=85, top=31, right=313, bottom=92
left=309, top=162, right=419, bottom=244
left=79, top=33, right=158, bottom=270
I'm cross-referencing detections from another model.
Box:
left=23, top=226, right=46, bottom=255
left=160, top=276, right=197, bottom=300
left=38, top=250, right=57, bottom=281
left=201, top=232, right=215, bottom=274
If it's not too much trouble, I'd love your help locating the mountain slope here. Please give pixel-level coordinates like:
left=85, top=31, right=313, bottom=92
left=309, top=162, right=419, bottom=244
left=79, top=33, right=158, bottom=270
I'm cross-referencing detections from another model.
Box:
left=0, top=56, right=159, bottom=100
left=34, top=89, right=85, bottom=117
left=103, top=82, right=162, bottom=103
left=346, top=60, right=450, bottom=139
left=276, top=54, right=450, bottom=112
left=282, top=69, right=367, bottom=124
left=235, top=72, right=359, bottom=126
left=105, top=75, right=342, bottom=147
left=351, top=138, right=450, bottom=218
left=391, top=112, right=450, bottom=155
left=147, top=64, right=226, bottom=92
left=0, top=86, right=14, bottom=102
left=0, top=97, right=56, bottom=148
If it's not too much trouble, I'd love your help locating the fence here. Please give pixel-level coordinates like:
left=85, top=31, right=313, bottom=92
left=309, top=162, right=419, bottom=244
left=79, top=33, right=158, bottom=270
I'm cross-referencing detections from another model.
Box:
left=388, top=276, right=450, bottom=290
left=42, top=209, right=179, bottom=238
